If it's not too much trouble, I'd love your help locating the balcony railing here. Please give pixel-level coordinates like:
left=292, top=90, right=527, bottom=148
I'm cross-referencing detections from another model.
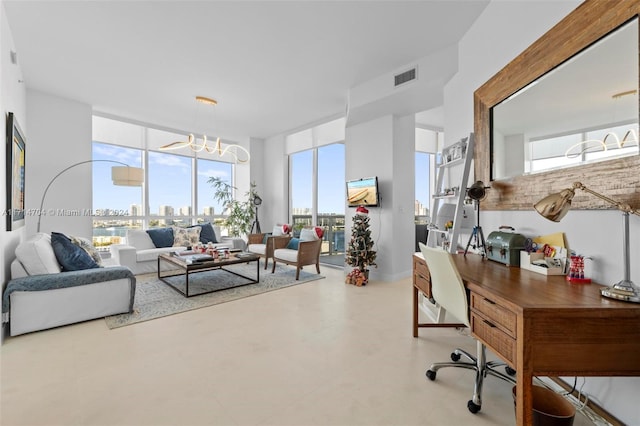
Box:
left=291, top=214, right=345, bottom=256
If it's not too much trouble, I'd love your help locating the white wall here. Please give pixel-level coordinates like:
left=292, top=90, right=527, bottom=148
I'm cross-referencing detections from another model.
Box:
left=1, top=0, right=27, bottom=342
left=345, top=114, right=415, bottom=281
left=261, top=134, right=288, bottom=230
left=447, top=1, right=639, bottom=423
left=25, top=90, right=93, bottom=238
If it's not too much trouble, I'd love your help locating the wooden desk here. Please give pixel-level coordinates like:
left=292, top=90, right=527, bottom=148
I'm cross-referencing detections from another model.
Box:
left=412, top=252, right=640, bottom=425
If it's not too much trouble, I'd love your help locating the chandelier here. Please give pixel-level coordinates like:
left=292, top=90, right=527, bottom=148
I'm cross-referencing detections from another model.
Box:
left=159, top=96, right=250, bottom=163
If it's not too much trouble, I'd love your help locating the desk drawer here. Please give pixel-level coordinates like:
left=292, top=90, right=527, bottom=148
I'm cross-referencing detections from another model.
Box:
left=413, top=257, right=431, bottom=298
left=470, top=292, right=516, bottom=337
left=471, top=312, right=516, bottom=365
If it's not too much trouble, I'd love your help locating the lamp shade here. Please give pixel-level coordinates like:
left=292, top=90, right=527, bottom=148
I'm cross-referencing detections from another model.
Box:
left=467, top=181, right=488, bottom=201
left=111, top=166, right=144, bottom=186
left=533, top=188, right=575, bottom=222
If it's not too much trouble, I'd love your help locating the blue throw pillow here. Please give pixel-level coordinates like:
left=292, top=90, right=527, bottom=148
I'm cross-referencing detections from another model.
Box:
left=188, top=222, right=218, bottom=244
left=51, top=232, right=100, bottom=272
left=199, top=222, right=218, bottom=244
left=146, top=227, right=174, bottom=248
left=262, top=233, right=273, bottom=244
left=286, top=238, right=300, bottom=250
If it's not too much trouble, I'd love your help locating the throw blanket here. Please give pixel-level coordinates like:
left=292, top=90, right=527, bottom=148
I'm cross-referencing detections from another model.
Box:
left=2, top=267, right=136, bottom=321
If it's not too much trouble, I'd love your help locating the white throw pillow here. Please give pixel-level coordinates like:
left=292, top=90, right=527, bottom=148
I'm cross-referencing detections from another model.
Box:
left=299, top=227, right=320, bottom=241
left=272, top=223, right=291, bottom=236
left=126, top=229, right=155, bottom=250
left=14, top=233, right=62, bottom=276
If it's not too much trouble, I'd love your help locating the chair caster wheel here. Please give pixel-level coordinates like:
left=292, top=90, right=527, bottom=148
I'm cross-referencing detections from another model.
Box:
left=426, top=370, right=436, bottom=381
left=505, top=366, right=516, bottom=376
left=467, top=400, right=481, bottom=414
left=450, top=352, right=461, bottom=362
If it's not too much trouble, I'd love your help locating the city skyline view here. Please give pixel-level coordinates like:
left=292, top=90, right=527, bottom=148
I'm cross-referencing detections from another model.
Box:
left=93, top=142, right=430, bottom=219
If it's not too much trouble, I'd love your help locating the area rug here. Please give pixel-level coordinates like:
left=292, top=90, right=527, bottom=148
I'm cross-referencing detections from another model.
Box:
left=105, top=262, right=324, bottom=329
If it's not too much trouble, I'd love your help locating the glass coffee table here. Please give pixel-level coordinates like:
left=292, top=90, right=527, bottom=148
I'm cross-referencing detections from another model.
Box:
left=157, top=251, right=260, bottom=297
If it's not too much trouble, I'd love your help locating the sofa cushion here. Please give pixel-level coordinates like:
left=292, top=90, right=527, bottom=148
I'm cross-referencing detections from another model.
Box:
left=69, top=235, right=103, bottom=267
left=188, top=222, right=218, bottom=244
left=172, top=226, right=201, bottom=247
left=14, top=233, right=62, bottom=276
left=126, top=229, right=156, bottom=250
left=51, top=232, right=100, bottom=272
left=136, top=247, right=184, bottom=263
left=274, top=248, right=299, bottom=263
left=146, top=228, right=174, bottom=248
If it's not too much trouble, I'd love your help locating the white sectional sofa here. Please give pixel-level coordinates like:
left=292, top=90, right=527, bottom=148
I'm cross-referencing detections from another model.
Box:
left=4, top=233, right=135, bottom=336
left=110, top=225, right=228, bottom=275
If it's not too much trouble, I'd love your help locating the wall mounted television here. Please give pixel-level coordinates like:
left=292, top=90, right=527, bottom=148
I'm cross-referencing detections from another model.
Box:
left=346, top=176, right=380, bottom=207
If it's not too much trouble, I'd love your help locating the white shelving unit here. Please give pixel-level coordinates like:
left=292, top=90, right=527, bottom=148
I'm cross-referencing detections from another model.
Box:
left=426, top=133, right=474, bottom=254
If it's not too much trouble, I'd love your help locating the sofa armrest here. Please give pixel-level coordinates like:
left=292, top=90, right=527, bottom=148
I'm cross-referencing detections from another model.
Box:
left=3, top=266, right=135, bottom=315
left=110, top=244, right=137, bottom=270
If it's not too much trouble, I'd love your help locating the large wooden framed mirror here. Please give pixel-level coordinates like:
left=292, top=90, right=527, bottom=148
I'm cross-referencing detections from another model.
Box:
left=474, top=0, right=640, bottom=210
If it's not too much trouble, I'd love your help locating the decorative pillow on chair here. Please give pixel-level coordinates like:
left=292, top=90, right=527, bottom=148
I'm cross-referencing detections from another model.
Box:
left=172, top=226, right=201, bottom=247
left=51, top=232, right=100, bottom=272
left=286, top=238, right=300, bottom=250
left=146, top=227, right=174, bottom=248
left=300, top=226, right=324, bottom=241
left=188, top=222, right=218, bottom=244
left=271, top=223, right=291, bottom=236
left=69, top=235, right=103, bottom=266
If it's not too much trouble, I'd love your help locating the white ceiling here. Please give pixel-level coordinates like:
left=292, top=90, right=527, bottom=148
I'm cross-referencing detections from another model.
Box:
left=4, top=0, right=489, bottom=142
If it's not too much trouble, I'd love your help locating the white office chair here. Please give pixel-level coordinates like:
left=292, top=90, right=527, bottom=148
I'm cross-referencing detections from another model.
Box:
left=418, top=243, right=515, bottom=414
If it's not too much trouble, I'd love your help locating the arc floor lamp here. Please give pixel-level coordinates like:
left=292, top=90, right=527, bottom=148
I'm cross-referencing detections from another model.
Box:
left=37, top=160, right=144, bottom=232
left=534, top=181, right=640, bottom=303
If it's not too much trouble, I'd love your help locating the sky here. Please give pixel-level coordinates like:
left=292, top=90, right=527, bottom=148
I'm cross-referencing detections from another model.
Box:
left=93, top=143, right=232, bottom=215
left=93, top=142, right=348, bottom=216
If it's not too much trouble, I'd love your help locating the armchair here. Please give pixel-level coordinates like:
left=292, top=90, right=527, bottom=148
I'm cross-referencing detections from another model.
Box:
left=272, top=237, right=322, bottom=280
left=247, top=233, right=292, bottom=270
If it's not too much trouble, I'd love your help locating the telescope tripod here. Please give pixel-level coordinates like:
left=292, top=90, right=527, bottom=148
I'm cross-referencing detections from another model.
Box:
left=464, top=200, right=486, bottom=257
left=250, top=206, right=261, bottom=234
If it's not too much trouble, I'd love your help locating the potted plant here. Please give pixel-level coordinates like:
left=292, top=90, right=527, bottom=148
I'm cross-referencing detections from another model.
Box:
left=208, top=177, right=259, bottom=237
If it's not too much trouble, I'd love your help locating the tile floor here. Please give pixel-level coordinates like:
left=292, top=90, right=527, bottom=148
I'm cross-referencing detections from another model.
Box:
left=1, top=265, right=595, bottom=425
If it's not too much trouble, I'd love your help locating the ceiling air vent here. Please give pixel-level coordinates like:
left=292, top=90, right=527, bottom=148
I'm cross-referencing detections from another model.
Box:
left=394, top=68, right=416, bottom=87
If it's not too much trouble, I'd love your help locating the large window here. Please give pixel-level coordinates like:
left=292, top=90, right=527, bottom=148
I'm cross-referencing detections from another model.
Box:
left=415, top=151, right=432, bottom=224
left=197, top=158, right=232, bottom=217
left=288, top=142, right=345, bottom=260
left=92, top=143, right=143, bottom=248
left=92, top=116, right=234, bottom=248
left=148, top=151, right=192, bottom=227
left=318, top=144, right=346, bottom=253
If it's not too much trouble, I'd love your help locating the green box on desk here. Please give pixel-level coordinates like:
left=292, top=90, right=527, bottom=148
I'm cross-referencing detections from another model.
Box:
left=486, top=231, right=526, bottom=267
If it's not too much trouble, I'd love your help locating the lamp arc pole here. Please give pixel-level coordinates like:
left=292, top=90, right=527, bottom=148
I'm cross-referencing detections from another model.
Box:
left=37, top=160, right=137, bottom=233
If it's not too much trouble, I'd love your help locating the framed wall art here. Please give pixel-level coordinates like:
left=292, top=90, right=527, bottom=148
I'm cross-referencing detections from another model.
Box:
left=6, top=112, right=25, bottom=231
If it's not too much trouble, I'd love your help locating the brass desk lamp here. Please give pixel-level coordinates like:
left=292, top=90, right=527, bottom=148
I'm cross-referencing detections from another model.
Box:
left=534, top=182, right=640, bottom=303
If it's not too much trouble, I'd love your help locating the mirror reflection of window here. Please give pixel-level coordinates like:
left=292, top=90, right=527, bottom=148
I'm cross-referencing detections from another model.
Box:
left=491, top=18, right=639, bottom=180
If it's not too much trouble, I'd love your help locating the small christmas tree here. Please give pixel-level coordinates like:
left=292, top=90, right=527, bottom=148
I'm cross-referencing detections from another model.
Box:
left=345, top=206, right=377, bottom=282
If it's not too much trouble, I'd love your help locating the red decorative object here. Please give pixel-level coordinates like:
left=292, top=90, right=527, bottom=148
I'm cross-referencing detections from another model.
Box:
left=282, top=224, right=291, bottom=234
left=356, top=206, right=369, bottom=214
left=315, top=226, right=324, bottom=239
left=345, top=268, right=368, bottom=286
